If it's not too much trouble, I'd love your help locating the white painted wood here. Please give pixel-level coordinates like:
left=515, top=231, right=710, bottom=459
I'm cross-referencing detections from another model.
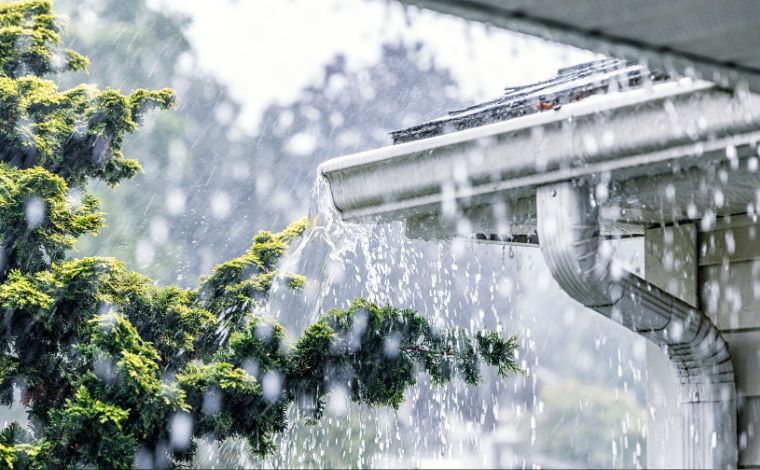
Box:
left=724, top=331, right=760, bottom=398
left=701, top=216, right=760, bottom=467
left=699, top=224, right=760, bottom=267
left=700, top=262, right=760, bottom=331
left=646, top=224, right=699, bottom=306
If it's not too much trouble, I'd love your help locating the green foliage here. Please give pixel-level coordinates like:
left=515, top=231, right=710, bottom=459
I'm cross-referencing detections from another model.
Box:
left=475, top=330, right=522, bottom=378
left=0, top=354, right=17, bottom=406
left=0, top=423, right=48, bottom=470
left=197, top=218, right=306, bottom=313
left=177, top=362, right=285, bottom=457
left=0, top=0, right=87, bottom=78
left=287, top=300, right=521, bottom=414
left=0, top=0, right=175, bottom=188
left=0, top=1, right=521, bottom=468
left=0, top=67, right=174, bottom=188
left=0, top=163, right=102, bottom=279
left=46, top=386, right=136, bottom=469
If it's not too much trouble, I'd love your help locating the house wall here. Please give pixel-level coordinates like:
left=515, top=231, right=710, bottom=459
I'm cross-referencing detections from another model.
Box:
left=646, top=217, right=760, bottom=468
left=699, top=215, right=760, bottom=468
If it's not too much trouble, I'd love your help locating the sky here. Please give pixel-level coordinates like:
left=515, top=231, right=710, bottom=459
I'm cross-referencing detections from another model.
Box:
left=158, top=0, right=596, bottom=130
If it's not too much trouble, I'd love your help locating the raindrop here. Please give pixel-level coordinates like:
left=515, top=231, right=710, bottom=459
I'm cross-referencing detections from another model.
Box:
left=749, top=156, right=759, bottom=172
left=202, top=388, right=222, bottom=416
left=210, top=191, right=231, bottom=219
left=714, top=189, right=725, bottom=208
left=93, top=358, right=115, bottom=384
left=262, top=370, right=283, bottom=403
left=665, top=184, right=676, bottom=201
left=170, top=412, right=193, bottom=451
left=595, top=182, right=609, bottom=203
left=725, top=231, right=736, bottom=255
left=25, top=197, right=45, bottom=229
left=136, top=239, right=155, bottom=265
left=286, top=132, right=318, bottom=156
left=701, top=209, right=716, bottom=231
left=726, top=145, right=739, bottom=169
left=383, top=332, right=402, bottom=359
left=150, top=217, right=169, bottom=245
left=687, top=202, right=699, bottom=219
left=166, top=187, right=186, bottom=215
left=327, top=385, right=349, bottom=416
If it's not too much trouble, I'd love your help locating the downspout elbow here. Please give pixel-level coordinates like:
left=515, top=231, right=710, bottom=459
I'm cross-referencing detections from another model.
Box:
left=536, top=181, right=737, bottom=469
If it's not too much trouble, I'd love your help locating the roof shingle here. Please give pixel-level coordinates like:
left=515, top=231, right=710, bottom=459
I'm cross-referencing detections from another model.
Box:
left=390, top=58, right=666, bottom=144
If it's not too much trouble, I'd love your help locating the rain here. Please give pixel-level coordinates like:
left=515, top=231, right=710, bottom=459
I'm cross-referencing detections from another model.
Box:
left=1, top=0, right=758, bottom=469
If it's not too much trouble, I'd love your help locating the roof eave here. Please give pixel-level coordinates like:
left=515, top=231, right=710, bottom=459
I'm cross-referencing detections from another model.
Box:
left=395, top=0, right=760, bottom=93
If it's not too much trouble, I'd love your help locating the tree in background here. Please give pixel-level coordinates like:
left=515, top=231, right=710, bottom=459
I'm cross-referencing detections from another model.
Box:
left=54, top=0, right=261, bottom=285
left=0, top=1, right=520, bottom=468
left=53, top=0, right=464, bottom=286
left=536, top=380, right=646, bottom=467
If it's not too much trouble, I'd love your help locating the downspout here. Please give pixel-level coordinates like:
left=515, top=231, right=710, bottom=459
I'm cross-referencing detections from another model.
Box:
left=536, top=181, right=737, bottom=469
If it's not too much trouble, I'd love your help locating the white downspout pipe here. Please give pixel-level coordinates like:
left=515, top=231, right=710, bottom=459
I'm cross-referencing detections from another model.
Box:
left=536, top=181, right=737, bottom=469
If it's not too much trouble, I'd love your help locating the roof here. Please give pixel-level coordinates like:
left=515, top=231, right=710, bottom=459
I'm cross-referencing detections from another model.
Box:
left=397, top=0, right=760, bottom=94
left=390, top=59, right=666, bottom=143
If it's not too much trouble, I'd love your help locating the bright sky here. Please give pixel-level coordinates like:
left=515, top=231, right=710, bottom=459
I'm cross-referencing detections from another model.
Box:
left=158, top=0, right=596, bottom=129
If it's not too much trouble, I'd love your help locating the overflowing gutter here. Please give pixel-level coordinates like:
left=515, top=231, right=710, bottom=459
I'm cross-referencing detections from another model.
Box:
left=320, top=78, right=760, bottom=236
left=318, top=63, right=760, bottom=468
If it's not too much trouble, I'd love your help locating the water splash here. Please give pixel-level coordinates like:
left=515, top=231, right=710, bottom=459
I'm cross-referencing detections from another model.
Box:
left=268, top=175, right=370, bottom=335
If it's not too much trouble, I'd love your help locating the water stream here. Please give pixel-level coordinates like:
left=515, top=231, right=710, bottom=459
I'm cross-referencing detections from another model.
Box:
left=267, top=175, right=366, bottom=335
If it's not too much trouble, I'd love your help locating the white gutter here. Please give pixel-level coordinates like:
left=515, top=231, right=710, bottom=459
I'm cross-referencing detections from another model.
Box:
left=537, top=181, right=736, bottom=469
left=319, top=80, right=760, bottom=226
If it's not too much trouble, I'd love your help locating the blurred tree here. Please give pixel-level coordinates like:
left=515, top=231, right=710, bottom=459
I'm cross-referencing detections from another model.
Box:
left=536, top=380, right=646, bottom=468
left=54, top=0, right=463, bottom=287
left=54, top=0, right=256, bottom=284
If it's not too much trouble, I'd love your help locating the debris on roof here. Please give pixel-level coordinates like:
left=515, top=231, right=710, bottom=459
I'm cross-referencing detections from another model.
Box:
left=390, top=58, right=667, bottom=144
